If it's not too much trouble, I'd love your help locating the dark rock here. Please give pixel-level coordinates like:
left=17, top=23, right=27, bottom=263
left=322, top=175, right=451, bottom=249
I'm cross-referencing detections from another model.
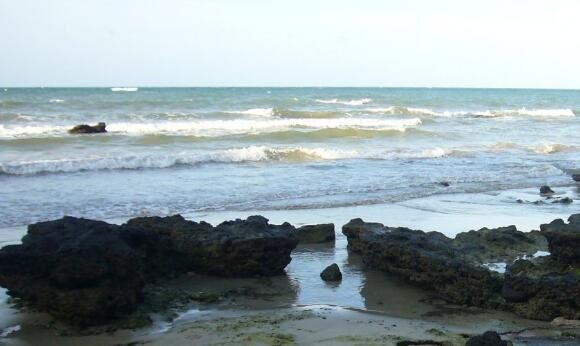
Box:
left=454, top=226, right=546, bottom=263
left=540, top=217, right=580, bottom=265
left=572, top=174, right=580, bottom=182
left=437, top=181, right=450, bottom=187
left=342, top=219, right=503, bottom=307
left=551, top=197, right=573, bottom=204
left=69, top=122, right=107, bottom=134
left=343, top=217, right=580, bottom=321
left=124, top=214, right=298, bottom=277
left=295, top=224, right=335, bottom=243
left=540, top=185, right=554, bottom=195
left=569, top=213, right=580, bottom=224
left=0, top=217, right=145, bottom=326
left=0, top=215, right=299, bottom=326
left=466, top=331, right=510, bottom=346
left=320, top=263, right=342, bottom=282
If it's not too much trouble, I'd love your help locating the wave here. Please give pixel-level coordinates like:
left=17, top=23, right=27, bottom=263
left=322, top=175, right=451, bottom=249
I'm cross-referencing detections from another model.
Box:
left=111, top=87, right=138, bottom=92
left=0, top=146, right=454, bottom=175
left=0, top=118, right=421, bottom=139
left=366, top=106, right=575, bottom=118
left=315, top=98, right=372, bottom=106
left=49, top=99, right=65, bottom=103
left=224, top=108, right=274, bottom=117
left=225, top=107, right=344, bottom=119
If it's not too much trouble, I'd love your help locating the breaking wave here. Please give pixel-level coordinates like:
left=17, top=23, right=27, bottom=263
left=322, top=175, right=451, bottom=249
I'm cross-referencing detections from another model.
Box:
left=315, top=98, right=372, bottom=106
left=0, top=146, right=453, bottom=175
left=366, top=107, right=576, bottom=118
left=0, top=118, right=422, bottom=139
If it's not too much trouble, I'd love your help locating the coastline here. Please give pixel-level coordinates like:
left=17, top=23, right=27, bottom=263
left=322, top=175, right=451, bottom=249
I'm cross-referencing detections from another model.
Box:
left=0, top=185, right=578, bottom=345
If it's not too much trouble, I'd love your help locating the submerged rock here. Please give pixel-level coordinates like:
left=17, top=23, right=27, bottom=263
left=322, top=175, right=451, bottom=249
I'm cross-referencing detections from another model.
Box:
left=68, top=122, right=107, bottom=134
left=0, top=215, right=298, bottom=326
left=295, top=223, right=335, bottom=243
left=540, top=185, right=554, bottom=195
left=320, top=263, right=342, bottom=281
left=466, top=331, right=511, bottom=346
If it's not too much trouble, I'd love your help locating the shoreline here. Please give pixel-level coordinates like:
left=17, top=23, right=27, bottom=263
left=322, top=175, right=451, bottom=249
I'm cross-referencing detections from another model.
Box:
left=0, top=186, right=578, bottom=345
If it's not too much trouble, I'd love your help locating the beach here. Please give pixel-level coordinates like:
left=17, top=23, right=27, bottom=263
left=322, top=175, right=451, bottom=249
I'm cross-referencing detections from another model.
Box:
left=0, top=186, right=579, bottom=345
left=0, top=88, right=579, bottom=345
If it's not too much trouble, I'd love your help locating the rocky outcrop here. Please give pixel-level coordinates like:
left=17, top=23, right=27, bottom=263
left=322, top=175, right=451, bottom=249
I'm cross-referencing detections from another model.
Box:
left=0, top=217, right=145, bottom=326
left=69, top=122, right=107, bottom=134
left=343, top=219, right=503, bottom=307
left=124, top=215, right=298, bottom=277
left=540, top=185, right=554, bottom=195
left=540, top=214, right=580, bottom=265
left=0, top=215, right=298, bottom=326
left=294, top=223, right=335, bottom=243
left=320, top=263, right=342, bottom=281
left=343, top=217, right=580, bottom=321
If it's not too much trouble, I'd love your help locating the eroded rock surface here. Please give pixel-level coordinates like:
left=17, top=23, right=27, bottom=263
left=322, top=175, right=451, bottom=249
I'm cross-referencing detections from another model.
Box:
left=68, top=122, right=107, bottom=134
left=343, top=217, right=580, bottom=321
left=0, top=215, right=298, bottom=325
left=295, top=223, right=335, bottom=244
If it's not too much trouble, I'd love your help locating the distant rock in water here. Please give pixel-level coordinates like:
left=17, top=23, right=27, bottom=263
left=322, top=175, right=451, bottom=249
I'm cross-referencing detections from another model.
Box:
left=466, top=331, right=511, bottom=346
left=320, top=263, right=342, bottom=281
left=295, top=223, right=335, bottom=243
left=0, top=215, right=298, bottom=326
left=573, top=174, right=580, bottom=182
left=539, top=185, right=554, bottom=195
left=69, top=122, right=107, bottom=134
left=437, top=181, right=450, bottom=187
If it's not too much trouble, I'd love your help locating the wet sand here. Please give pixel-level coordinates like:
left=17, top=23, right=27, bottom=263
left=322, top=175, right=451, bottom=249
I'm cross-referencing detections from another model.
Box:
left=0, top=186, right=578, bottom=345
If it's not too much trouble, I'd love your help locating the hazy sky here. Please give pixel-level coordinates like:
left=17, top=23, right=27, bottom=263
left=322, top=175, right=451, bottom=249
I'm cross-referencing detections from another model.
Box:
left=1, top=0, right=579, bottom=88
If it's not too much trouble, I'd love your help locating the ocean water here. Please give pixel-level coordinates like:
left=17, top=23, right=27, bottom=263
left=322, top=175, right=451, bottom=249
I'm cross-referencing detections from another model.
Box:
left=0, top=87, right=579, bottom=227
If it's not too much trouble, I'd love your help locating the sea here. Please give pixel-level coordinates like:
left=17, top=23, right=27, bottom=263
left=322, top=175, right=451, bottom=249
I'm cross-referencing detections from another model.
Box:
left=1, top=87, right=579, bottom=228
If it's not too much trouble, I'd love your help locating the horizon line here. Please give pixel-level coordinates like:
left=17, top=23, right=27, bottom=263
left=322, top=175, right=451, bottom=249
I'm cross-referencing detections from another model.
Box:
left=2, top=86, right=580, bottom=91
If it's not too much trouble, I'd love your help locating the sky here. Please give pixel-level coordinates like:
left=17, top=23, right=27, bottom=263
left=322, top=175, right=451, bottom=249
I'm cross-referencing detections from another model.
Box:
left=1, top=0, right=579, bottom=88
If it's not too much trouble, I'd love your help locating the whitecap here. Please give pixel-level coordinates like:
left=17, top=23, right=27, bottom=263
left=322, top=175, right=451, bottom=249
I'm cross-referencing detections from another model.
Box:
left=315, top=98, right=372, bottom=106
left=111, top=87, right=138, bottom=92
left=224, top=108, right=274, bottom=117
left=49, top=99, right=65, bottom=103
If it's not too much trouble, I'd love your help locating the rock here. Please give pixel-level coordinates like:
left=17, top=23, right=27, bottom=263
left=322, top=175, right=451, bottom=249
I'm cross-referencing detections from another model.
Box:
left=540, top=217, right=580, bottom=265
left=343, top=217, right=579, bottom=321
left=569, top=213, right=580, bottom=224
left=466, top=331, right=511, bottom=346
left=454, top=226, right=546, bottom=263
left=438, top=181, right=450, bottom=187
left=69, top=122, right=107, bottom=134
left=540, top=185, right=554, bottom=195
left=551, top=197, right=573, bottom=204
left=342, top=219, right=503, bottom=307
left=295, top=224, right=335, bottom=243
left=0, top=215, right=299, bottom=326
left=320, top=263, right=342, bottom=281
left=124, top=214, right=298, bottom=277
left=0, top=217, right=146, bottom=326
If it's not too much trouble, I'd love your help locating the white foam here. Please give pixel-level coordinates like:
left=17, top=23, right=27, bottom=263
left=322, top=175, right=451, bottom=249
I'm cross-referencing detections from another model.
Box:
left=224, top=108, right=274, bottom=117
left=366, top=106, right=452, bottom=117
left=316, top=98, right=372, bottom=106
left=0, top=118, right=421, bottom=139
left=49, top=99, right=65, bottom=103
left=532, top=143, right=574, bottom=154
left=475, top=108, right=575, bottom=118
left=0, top=145, right=452, bottom=175
left=111, top=87, right=138, bottom=92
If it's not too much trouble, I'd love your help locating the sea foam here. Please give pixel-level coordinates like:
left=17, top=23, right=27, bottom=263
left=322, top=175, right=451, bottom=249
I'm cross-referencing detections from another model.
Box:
left=0, top=145, right=452, bottom=175
left=315, top=98, right=372, bottom=106
left=0, top=118, right=421, bottom=139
